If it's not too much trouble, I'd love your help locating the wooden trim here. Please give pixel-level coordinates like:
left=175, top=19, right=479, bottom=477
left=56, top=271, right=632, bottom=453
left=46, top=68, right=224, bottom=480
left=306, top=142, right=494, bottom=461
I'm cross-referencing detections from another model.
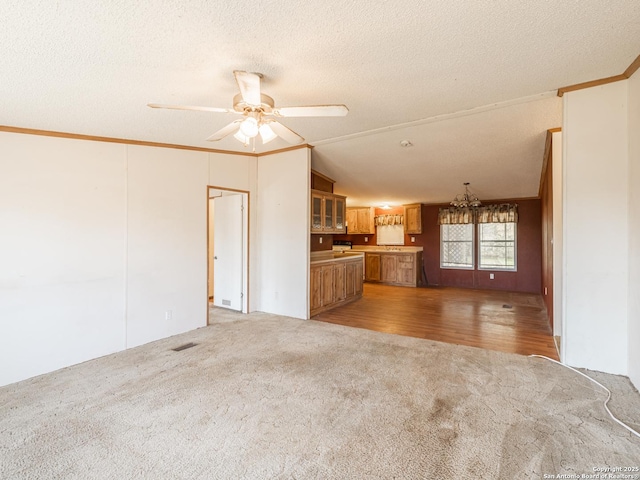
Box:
left=209, top=184, right=250, bottom=194
left=547, top=127, right=562, bottom=134
left=557, top=53, right=640, bottom=97
left=257, top=144, right=311, bottom=157
left=557, top=74, right=627, bottom=97
left=310, top=168, right=336, bottom=184
left=0, top=125, right=256, bottom=156
left=623, top=54, right=640, bottom=78
left=0, top=125, right=311, bottom=158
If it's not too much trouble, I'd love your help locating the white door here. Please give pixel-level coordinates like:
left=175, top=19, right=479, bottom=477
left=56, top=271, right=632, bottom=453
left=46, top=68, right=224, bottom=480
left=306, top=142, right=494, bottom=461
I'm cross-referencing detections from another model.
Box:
left=213, top=194, right=243, bottom=311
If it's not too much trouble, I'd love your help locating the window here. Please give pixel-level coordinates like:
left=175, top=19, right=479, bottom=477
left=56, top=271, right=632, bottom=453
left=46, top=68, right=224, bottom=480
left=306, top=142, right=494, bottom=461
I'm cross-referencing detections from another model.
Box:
left=440, top=224, right=474, bottom=269
left=478, top=222, right=516, bottom=271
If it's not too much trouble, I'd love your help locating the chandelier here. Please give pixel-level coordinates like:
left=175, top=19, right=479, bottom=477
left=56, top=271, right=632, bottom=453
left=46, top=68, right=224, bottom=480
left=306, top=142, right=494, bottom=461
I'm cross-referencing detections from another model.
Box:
left=450, top=182, right=482, bottom=208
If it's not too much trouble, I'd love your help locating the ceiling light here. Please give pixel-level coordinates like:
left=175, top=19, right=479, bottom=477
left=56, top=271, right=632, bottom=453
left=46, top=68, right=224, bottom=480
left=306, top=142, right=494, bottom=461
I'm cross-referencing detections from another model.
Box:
left=380, top=204, right=392, bottom=210
left=400, top=140, right=413, bottom=147
left=259, top=123, right=277, bottom=144
left=239, top=117, right=259, bottom=138
left=233, top=130, right=250, bottom=144
left=450, top=182, right=482, bottom=208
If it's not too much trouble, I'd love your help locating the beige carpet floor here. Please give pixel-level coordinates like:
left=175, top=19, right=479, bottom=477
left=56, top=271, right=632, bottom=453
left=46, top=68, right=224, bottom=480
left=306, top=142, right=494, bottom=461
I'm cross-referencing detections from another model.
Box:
left=1, top=309, right=639, bottom=479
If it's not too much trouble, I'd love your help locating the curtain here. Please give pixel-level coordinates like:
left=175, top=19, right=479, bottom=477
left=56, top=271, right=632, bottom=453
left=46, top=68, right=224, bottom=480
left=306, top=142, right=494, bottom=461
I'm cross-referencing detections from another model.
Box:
left=438, top=204, right=518, bottom=225
left=476, top=204, right=518, bottom=223
left=437, top=207, right=475, bottom=225
left=374, top=214, right=404, bottom=226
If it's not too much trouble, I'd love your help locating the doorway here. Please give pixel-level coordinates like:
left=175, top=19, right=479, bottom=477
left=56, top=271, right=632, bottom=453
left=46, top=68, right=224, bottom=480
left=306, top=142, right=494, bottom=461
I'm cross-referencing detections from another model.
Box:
left=207, top=186, right=249, bottom=323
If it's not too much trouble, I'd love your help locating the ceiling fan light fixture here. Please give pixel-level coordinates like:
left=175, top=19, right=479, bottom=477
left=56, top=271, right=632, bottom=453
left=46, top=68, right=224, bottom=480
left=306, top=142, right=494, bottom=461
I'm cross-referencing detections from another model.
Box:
left=239, top=117, right=259, bottom=138
left=259, top=123, right=277, bottom=144
left=233, top=130, right=250, bottom=145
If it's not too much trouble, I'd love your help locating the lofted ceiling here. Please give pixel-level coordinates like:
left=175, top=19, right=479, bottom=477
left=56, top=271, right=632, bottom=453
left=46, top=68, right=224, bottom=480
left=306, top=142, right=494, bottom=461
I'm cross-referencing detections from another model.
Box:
left=1, top=1, right=639, bottom=206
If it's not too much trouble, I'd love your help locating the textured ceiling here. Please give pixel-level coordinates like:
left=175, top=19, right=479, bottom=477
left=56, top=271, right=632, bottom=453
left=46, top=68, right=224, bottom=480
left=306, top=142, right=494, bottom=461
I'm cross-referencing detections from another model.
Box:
left=1, top=1, right=638, bottom=205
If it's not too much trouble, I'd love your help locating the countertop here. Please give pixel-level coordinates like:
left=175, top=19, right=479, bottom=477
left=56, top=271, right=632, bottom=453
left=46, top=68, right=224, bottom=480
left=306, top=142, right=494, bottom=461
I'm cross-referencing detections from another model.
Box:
left=310, top=251, right=365, bottom=265
left=349, top=246, right=423, bottom=253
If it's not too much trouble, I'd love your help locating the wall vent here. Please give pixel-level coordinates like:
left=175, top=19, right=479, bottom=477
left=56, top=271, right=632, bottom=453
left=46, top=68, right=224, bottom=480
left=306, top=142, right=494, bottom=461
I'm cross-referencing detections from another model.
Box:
left=502, top=304, right=513, bottom=309
left=222, top=299, right=231, bottom=306
left=172, top=342, right=197, bottom=352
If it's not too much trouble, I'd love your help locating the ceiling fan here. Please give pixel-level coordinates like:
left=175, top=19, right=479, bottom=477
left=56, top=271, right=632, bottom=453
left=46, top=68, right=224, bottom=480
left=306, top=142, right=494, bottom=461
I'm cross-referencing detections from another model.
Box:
left=148, top=70, right=348, bottom=147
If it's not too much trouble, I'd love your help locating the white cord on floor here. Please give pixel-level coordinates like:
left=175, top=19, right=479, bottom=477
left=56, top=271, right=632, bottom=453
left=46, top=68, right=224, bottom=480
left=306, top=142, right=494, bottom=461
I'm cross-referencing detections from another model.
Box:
left=529, top=354, right=640, bottom=439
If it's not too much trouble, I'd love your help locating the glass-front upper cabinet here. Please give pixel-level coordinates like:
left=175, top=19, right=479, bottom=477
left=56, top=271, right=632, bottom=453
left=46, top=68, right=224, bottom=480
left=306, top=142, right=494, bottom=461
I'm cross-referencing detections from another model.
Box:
left=335, top=197, right=345, bottom=233
left=324, top=197, right=334, bottom=231
left=311, top=192, right=323, bottom=232
left=310, top=190, right=348, bottom=233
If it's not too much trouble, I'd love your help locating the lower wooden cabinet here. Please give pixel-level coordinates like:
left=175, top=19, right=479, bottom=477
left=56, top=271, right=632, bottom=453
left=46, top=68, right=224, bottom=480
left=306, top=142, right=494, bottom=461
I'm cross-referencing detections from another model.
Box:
left=365, top=253, right=381, bottom=281
left=364, top=251, right=423, bottom=287
left=310, top=258, right=363, bottom=316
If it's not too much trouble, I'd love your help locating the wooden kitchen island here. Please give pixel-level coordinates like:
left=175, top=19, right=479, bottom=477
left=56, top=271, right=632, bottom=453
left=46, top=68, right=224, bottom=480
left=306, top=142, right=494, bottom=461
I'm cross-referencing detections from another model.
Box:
left=310, top=251, right=364, bottom=316
left=350, top=246, right=424, bottom=287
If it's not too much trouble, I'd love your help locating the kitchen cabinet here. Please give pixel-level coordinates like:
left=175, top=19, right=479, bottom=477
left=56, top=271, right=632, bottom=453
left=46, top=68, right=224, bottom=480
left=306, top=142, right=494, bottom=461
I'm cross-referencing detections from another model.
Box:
left=364, top=251, right=423, bottom=287
left=345, top=260, right=363, bottom=297
left=346, top=207, right=375, bottom=234
left=381, top=255, right=397, bottom=283
left=333, top=262, right=346, bottom=302
left=403, top=204, right=422, bottom=234
left=365, top=253, right=381, bottom=281
left=311, top=189, right=346, bottom=234
left=310, top=257, right=363, bottom=316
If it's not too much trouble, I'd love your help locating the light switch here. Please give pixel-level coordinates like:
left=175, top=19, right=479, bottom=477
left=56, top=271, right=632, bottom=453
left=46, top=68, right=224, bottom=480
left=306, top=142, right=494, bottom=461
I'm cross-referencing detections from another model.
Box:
left=489, top=273, right=494, bottom=280
left=411, top=237, right=415, bottom=243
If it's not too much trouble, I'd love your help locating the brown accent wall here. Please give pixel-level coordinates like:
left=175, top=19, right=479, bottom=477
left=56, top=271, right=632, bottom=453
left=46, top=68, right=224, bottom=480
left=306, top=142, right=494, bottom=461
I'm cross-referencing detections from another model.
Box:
left=310, top=234, right=333, bottom=252
left=334, top=199, right=542, bottom=294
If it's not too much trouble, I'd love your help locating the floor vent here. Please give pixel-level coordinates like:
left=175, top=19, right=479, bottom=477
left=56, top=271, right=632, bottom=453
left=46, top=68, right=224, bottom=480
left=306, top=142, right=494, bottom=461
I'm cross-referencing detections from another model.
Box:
left=172, top=342, right=197, bottom=352
left=502, top=304, right=513, bottom=309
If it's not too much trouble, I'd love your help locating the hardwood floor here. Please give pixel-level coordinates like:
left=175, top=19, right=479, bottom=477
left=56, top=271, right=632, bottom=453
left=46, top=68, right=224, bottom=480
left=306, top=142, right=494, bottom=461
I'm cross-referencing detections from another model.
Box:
left=312, top=283, right=559, bottom=360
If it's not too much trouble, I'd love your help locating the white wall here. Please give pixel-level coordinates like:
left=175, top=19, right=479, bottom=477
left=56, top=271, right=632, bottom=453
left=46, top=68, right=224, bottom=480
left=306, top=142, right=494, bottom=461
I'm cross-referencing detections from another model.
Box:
left=255, top=148, right=310, bottom=319
left=125, top=146, right=209, bottom=347
left=0, top=134, right=127, bottom=385
left=628, top=71, right=640, bottom=388
left=562, top=81, right=629, bottom=374
left=552, top=131, right=563, bottom=337
left=0, top=132, right=258, bottom=386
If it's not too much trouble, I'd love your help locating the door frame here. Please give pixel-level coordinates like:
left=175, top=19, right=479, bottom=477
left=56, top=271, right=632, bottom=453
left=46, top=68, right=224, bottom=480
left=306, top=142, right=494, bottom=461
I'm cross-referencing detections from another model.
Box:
left=207, top=185, right=250, bottom=323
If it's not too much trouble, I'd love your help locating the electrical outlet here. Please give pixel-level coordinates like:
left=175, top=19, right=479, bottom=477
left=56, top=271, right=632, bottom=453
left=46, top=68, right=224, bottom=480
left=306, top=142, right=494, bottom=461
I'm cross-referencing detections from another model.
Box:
left=165, top=310, right=172, bottom=320
left=544, top=287, right=548, bottom=295
left=365, top=237, right=368, bottom=242
left=319, top=237, right=323, bottom=244
left=411, top=237, right=415, bottom=243
left=489, top=274, right=494, bottom=280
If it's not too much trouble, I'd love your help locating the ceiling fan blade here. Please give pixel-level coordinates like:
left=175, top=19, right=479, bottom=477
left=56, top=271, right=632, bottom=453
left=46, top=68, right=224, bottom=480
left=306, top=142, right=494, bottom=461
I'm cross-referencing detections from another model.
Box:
left=233, top=71, right=262, bottom=106
left=273, top=105, right=349, bottom=117
left=148, top=103, right=236, bottom=114
left=268, top=121, right=305, bottom=145
left=206, top=120, right=242, bottom=141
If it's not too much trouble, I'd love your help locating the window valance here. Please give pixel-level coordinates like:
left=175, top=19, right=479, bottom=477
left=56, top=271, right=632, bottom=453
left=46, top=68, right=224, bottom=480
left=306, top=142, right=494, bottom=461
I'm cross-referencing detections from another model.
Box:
left=437, top=207, right=475, bottom=225
left=438, top=204, right=518, bottom=225
left=374, top=214, right=404, bottom=226
left=476, top=204, right=518, bottom=223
